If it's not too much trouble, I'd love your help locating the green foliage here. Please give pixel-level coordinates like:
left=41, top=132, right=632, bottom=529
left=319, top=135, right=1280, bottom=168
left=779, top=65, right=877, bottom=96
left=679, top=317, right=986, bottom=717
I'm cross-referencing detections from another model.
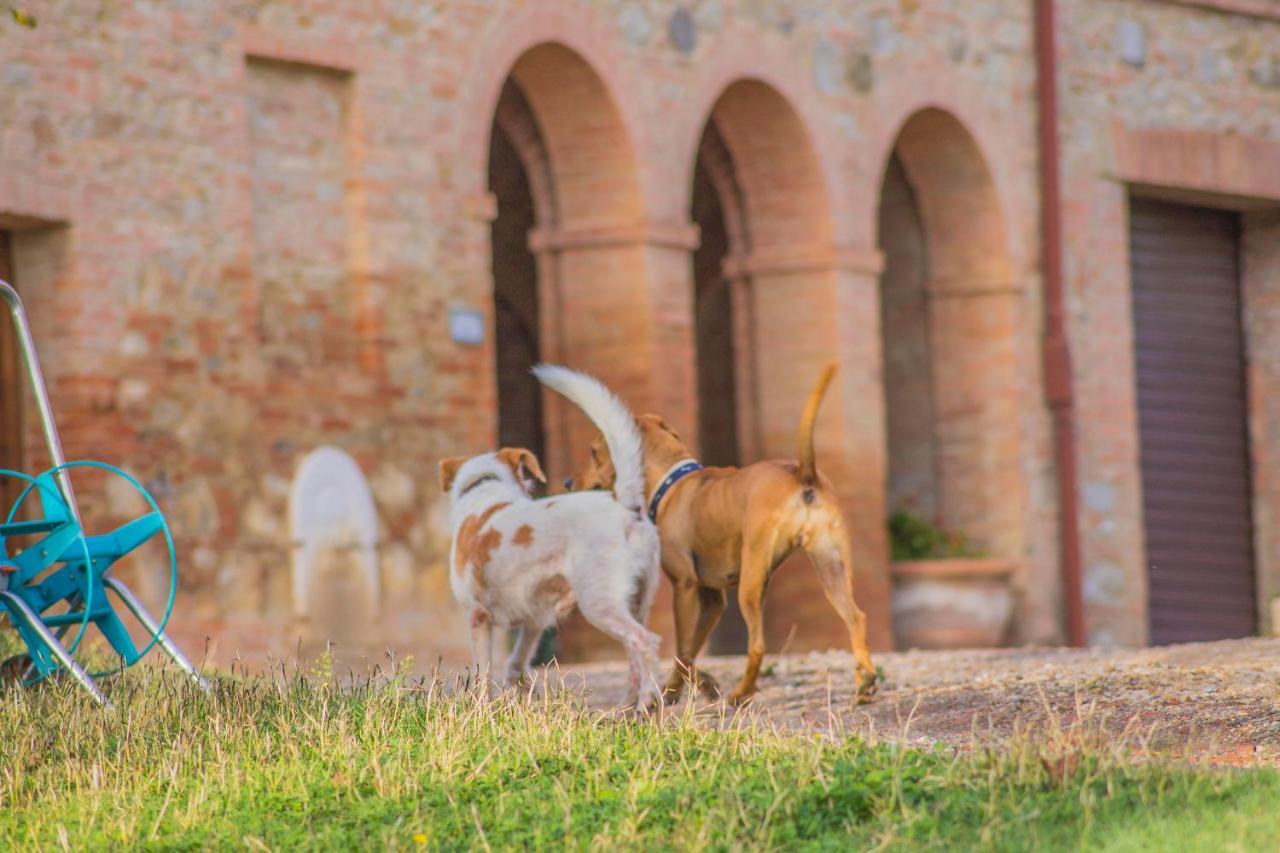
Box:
left=888, top=510, right=983, bottom=561
left=0, top=665, right=1276, bottom=849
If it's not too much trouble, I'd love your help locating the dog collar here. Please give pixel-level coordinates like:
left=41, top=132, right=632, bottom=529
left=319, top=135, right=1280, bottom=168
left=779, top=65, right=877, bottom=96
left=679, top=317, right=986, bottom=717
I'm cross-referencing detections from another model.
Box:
left=458, top=473, right=499, bottom=498
left=647, top=458, right=702, bottom=522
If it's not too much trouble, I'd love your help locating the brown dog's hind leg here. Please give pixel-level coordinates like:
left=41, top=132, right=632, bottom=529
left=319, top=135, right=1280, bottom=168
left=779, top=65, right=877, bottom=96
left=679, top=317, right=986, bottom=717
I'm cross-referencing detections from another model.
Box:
left=683, top=586, right=726, bottom=699
left=807, top=525, right=878, bottom=702
left=725, top=530, right=777, bottom=706
left=661, top=554, right=704, bottom=704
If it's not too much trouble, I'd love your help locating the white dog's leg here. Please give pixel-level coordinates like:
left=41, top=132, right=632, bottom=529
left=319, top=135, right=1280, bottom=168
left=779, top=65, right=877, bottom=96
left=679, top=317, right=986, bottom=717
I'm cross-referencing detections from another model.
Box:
left=504, top=624, right=543, bottom=687
left=470, top=608, right=496, bottom=697
left=579, top=598, right=661, bottom=709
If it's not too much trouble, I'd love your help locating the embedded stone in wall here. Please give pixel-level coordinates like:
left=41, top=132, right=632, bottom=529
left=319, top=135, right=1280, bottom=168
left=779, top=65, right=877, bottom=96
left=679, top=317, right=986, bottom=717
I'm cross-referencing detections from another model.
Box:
left=289, top=447, right=380, bottom=659
left=668, top=8, right=696, bottom=55
left=619, top=4, right=652, bottom=47
left=1117, top=19, right=1146, bottom=68
left=813, top=40, right=841, bottom=96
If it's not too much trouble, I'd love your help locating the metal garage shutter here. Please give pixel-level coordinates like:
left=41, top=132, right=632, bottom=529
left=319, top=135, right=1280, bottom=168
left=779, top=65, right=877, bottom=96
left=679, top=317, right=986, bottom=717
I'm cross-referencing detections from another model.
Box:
left=1129, top=198, right=1257, bottom=644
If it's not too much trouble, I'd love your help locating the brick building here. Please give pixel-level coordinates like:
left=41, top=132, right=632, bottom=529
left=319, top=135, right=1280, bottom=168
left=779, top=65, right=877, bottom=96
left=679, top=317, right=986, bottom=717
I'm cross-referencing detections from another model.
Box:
left=1, top=0, right=1278, bottom=669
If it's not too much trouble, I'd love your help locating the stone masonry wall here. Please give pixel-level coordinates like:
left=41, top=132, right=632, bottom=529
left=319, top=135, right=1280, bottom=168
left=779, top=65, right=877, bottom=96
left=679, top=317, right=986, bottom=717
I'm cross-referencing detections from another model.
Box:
left=1058, top=0, right=1280, bottom=645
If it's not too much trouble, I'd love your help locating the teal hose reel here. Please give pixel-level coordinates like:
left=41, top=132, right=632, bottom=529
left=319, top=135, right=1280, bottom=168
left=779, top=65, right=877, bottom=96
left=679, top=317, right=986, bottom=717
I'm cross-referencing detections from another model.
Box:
left=0, top=280, right=208, bottom=706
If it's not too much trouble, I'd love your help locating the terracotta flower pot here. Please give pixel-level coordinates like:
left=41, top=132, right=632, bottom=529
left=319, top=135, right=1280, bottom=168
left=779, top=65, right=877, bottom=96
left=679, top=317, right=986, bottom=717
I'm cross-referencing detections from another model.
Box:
left=890, top=558, right=1017, bottom=650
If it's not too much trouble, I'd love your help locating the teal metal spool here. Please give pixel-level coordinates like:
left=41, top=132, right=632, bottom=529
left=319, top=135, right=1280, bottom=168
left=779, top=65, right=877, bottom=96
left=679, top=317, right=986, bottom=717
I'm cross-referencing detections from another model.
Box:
left=0, top=279, right=208, bottom=706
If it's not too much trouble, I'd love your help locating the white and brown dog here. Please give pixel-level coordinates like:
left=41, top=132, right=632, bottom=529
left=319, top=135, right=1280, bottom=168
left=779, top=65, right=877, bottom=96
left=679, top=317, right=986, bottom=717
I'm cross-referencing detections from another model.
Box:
left=439, top=364, right=661, bottom=708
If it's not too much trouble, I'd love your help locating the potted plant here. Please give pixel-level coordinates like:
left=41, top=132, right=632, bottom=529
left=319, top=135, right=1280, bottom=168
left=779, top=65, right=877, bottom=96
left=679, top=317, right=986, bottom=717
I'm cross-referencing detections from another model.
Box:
left=888, top=511, right=1016, bottom=649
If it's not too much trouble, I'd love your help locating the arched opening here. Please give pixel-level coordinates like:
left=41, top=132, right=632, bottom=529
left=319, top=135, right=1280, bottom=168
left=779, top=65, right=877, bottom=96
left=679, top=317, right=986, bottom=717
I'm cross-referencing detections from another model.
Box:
left=689, top=80, right=855, bottom=654
left=879, top=153, right=938, bottom=521
left=485, top=42, right=649, bottom=662
left=690, top=123, right=745, bottom=469
left=489, top=81, right=549, bottom=461
left=877, top=108, right=1021, bottom=587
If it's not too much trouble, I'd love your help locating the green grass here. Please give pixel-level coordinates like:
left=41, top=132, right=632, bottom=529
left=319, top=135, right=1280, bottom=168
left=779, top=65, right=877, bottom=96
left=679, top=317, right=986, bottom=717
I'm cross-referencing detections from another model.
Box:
left=0, top=655, right=1276, bottom=851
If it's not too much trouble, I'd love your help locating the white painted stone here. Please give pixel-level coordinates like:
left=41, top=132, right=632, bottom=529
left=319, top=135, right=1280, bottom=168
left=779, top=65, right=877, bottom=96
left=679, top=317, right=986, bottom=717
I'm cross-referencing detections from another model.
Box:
left=289, top=446, right=380, bottom=618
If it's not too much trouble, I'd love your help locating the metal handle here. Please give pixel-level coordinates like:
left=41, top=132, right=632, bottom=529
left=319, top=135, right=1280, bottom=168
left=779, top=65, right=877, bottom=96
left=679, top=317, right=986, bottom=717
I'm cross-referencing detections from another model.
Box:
left=0, top=278, right=78, bottom=523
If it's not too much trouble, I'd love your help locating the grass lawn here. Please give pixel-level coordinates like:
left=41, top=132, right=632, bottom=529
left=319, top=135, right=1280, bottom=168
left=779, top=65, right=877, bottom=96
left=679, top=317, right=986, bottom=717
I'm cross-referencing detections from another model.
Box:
left=0, top=654, right=1276, bottom=851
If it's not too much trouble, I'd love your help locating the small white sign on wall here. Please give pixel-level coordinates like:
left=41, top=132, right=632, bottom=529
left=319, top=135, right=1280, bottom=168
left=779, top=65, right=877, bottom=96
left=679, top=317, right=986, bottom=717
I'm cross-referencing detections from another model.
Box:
left=449, top=306, right=486, bottom=346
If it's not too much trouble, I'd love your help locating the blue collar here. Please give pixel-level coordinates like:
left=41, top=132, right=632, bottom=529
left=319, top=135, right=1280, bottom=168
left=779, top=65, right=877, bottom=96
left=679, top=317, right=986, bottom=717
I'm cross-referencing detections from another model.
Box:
left=647, top=459, right=702, bottom=522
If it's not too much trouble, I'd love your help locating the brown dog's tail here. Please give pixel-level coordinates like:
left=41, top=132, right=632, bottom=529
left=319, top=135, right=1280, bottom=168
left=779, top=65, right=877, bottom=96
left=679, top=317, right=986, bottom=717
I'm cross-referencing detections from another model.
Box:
left=797, top=362, right=837, bottom=485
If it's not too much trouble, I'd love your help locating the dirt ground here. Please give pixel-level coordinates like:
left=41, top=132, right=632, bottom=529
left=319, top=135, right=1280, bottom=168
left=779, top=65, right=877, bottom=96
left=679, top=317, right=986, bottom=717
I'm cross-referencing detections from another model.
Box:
left=555, top=638, right=1280, bottom=766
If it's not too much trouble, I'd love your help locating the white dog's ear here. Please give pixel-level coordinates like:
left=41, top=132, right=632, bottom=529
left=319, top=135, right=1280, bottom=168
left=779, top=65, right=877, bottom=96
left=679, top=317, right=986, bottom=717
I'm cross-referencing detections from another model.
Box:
left=497, top=447, right=547, bottom=485
left=439, top=457, right=466, bottom=492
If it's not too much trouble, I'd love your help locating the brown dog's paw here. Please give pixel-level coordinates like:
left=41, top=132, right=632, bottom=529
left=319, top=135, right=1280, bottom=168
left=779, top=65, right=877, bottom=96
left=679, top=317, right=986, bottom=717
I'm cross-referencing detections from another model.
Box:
left=725, top=688, right=757, bottom=708
left=854, top=670, right=879, bottom=704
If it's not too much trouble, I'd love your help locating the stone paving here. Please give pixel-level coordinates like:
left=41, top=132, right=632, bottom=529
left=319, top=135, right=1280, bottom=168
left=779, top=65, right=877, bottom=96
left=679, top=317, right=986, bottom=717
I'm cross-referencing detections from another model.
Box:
left=554, top=638, right=1280, bottom=766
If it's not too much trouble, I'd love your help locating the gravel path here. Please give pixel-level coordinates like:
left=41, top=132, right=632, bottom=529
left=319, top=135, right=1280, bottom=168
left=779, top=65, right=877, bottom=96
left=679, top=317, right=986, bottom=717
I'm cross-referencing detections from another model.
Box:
left=554, top=638, right=1280, bottom=765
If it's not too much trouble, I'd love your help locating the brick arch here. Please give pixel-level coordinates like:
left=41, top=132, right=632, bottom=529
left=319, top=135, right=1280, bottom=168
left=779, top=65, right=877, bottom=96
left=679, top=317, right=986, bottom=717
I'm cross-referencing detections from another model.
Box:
left=684, top=78, right=841, bottom=478
left=461, top=1, right=649, bottom=216
left=492, top=80, right=557, bottom=228
left=688, top=79, right=891, bottom=655
left=483, top=39, right=688, bottom=664
left=504, top=42, right=643, bottom=229
left=888, top=108, right=1011, bottom=290
left=877, top=107, right=1024, bottom=571
left=704, top=79, right=834, bottom=257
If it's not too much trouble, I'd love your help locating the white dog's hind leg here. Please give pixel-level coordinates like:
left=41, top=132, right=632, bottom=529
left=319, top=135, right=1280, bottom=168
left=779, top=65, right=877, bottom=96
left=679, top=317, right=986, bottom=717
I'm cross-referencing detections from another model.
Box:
left=504, top=624, right=543, bottom=687
left=470, top=609, right=496, bottom=697
left=578, top=598, right=661, bottom=709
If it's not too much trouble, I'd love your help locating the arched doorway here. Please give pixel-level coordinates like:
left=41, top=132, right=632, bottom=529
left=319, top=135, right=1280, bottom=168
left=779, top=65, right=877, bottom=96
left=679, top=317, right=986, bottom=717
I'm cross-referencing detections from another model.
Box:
left=688, top=80, right=860, bottom=654
left=877, top=109, right=1021, bottom=605
left=690, top=123, right=744, bottom=470
left=489, top=81, right=551, bottom=462
left=485, top=42, right=655, bottom=661
left=484, top=43, right=647, bottom=480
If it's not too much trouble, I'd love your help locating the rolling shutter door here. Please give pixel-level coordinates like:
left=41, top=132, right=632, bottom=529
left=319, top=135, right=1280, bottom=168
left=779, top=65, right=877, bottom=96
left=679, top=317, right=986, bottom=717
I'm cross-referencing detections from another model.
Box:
left=1129, top=198, right=1257, bottom=644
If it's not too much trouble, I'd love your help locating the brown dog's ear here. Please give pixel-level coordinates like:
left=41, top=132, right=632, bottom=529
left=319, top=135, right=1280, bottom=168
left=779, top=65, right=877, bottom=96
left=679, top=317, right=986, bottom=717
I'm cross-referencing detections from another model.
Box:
left=497, top=447, right=547, bottom=485
left=439, top=457, right=466, bottom=492
left=642, top=413, right=680, bottom=440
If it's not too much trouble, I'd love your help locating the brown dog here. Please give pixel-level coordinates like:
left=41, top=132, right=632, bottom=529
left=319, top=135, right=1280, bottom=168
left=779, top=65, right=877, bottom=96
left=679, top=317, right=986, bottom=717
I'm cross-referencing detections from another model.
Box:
left=567, top=363, right=877, bottom=706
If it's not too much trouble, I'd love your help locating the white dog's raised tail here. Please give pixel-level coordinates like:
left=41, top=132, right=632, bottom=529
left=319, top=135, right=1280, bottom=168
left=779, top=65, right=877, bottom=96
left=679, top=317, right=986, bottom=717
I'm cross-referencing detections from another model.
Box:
left=532, top=363, right=646, bottom=516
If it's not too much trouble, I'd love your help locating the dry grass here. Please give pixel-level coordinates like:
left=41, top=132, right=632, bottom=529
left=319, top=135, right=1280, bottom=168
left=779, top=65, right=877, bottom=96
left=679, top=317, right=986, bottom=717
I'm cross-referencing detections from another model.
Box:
left=0, top=650, right=1277, bottom=850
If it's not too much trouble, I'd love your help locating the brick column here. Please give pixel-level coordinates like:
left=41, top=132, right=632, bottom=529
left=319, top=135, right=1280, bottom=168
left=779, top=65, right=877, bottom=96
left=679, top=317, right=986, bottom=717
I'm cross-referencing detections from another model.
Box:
left=926, top=283, right=1026, bottom=560
left=729, top=244, right=894, bottom=652
left=724, top=268, right=762, bottom=464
